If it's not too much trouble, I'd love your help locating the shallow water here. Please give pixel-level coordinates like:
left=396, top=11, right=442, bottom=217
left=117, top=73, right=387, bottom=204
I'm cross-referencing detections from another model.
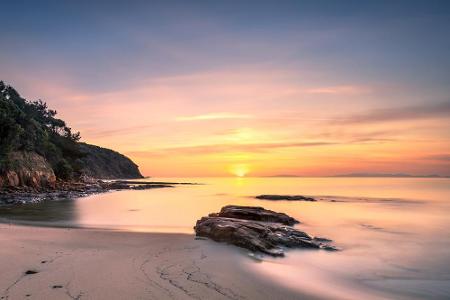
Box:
left=1, top=177, right=450, bottom=299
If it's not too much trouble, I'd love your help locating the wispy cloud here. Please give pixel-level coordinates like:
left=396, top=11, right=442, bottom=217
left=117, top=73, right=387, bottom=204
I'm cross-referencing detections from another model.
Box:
left=175, top=112, right=254, bottom=122
left=127, top=141, right=337, bottom=157
left=423, top=154, right=450, bottom=162
left=336, top=101, right=450, bottom=124
left=83, top=124, right=155, bottom=138
left=127, top=135, right=397, bottom=157
left=306, top=85, right=370, bottom=95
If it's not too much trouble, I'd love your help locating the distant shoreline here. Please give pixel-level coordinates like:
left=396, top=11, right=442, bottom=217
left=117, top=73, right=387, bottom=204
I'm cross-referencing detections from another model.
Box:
left=265, top=174, right=450, bottom=178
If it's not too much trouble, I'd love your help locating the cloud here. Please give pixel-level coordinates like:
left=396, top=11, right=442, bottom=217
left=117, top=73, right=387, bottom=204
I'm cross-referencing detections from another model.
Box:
left=423, top=154, right=450, bottom=162
left=83, top=124, right=156, bottom=138
left=175, top=112, right=254, bottom=122
left=306, top=85, right=370, bottom=95
left=336, top=101, right=450, bottom=124
left=127, top=141, right=338, bottom=157
left=126, top=135, right=397, bottom=157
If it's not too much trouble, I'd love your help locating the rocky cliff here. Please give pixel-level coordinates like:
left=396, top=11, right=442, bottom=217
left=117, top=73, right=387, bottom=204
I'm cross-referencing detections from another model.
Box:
left=78, top=143, right=143, bottom=179
left=0, top=151, right=56, bottom=190
left=0, top=81, right=144, bottom=190
left=0, top=146, right=143, bottom=190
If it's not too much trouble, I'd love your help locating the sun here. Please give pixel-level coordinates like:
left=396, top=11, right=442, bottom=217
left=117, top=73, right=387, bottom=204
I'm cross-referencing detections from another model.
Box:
left=230, top=164, right=249, bottom=177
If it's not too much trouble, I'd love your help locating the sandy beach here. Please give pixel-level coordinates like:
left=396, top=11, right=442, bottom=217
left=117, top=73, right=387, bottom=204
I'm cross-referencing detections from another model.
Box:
left=0, top=224, right=315, bottom=300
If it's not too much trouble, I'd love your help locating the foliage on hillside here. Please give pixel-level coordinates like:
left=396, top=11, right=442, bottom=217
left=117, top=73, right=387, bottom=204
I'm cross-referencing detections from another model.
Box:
left=0, top=81, right=83, bottom=179
left=78, top=143, right=143, bottom=179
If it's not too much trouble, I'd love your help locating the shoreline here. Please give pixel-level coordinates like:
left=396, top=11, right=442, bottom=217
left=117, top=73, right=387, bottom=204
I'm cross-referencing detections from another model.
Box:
left=0, top=179, right=195, bottom=206
left=0, top=223, right=319, bottom=300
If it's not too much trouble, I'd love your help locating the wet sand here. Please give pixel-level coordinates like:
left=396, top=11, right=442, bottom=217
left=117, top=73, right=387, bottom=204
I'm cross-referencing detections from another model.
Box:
left=0, top=224, right=316, bottom=300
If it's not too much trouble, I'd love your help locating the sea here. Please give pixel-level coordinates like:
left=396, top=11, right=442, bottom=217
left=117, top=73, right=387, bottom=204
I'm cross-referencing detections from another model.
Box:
left=1, top=177, right=449, bottom=300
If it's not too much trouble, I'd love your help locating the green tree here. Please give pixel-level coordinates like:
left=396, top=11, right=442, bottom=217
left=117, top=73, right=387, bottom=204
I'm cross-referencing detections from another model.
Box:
left=0, top=81, right=84, bottom=178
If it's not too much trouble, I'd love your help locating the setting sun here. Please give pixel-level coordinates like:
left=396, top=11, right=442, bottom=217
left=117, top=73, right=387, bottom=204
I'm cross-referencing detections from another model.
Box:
left=230, top=164, right=249, bottom=177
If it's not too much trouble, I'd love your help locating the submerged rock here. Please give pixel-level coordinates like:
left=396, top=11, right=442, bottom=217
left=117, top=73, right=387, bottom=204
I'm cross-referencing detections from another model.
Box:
left=195, top=205, right=336, bottom=257
left=209, top=205, right=299, bottom=226
left=255, top=194, right=316, bottom=201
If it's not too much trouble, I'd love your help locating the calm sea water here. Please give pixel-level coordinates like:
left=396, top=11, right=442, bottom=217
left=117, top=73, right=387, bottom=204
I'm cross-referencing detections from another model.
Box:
left=1, top=177, right=449, bottom=299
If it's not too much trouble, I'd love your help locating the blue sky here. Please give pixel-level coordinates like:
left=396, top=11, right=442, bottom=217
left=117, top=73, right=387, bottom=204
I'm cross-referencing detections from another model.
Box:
left=2, top=0, right=449, bottom=94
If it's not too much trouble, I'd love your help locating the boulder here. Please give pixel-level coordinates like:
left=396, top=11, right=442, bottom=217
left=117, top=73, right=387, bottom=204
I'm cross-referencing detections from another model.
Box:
left=209, top=205, right=299, bottom=226
left=195, top=205, right=337, bottom=257
left=256, top=195, right=316, bottom=201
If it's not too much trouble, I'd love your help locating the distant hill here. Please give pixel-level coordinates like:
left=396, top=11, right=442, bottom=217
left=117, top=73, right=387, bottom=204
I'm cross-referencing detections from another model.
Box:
left=0, top=81, right=142, bottom=189
left=78, top=143, right=142, bottom=179
left=266, top=173, right=449, bottom=178
left=265, top=174, right=301, bottom=177
left=333, top=173, right=447, bottom=178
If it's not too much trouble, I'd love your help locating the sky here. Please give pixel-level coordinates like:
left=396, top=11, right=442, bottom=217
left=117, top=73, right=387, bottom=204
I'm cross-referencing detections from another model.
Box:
left=1, top=0, right=450, bottom=177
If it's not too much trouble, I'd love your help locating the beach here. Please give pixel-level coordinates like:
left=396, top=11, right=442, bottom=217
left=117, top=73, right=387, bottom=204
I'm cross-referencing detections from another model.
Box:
left=0, top=224, right=311, bottom=300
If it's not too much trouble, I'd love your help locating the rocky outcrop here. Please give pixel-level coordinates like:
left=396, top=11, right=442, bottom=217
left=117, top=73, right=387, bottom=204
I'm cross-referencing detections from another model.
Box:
left=0, top=145, right=144, bottom=191
left=0, top=151, right=56, bottom=190
left=77, top=143, right=143, bottom=179
left=0, top=180, right=177, bottom=205
left=255, top=195, right=316, bottom=201
left=209, top=205, right=299, bottom=226
left=194, top=205, right=337, bottom=257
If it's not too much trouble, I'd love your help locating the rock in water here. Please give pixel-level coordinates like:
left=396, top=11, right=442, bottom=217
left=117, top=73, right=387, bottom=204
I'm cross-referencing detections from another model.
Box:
left=209, top=205, right=299, bottom=226
left=255, top=195, right=316, bottom=201
left=194, top=205, right=336, bottom=257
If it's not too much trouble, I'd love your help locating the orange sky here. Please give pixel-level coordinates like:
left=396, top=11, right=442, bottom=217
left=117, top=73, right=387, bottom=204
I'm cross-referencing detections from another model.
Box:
left=2, top=2, right=449, bottom=177
left=11, top=67, right=447, bottom=177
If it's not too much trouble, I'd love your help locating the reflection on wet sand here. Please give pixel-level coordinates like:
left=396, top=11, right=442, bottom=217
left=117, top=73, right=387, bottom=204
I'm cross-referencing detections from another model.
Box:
left=0, top=197, right=78, bottom=225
